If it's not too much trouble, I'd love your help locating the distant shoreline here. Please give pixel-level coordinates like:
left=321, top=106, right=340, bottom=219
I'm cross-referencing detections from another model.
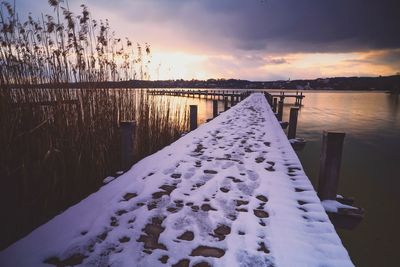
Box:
left=2, top=74, right=399, bottom=91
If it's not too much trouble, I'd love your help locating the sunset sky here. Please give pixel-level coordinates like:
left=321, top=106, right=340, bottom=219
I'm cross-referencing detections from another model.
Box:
left=17, top=0, right=400, bottom=81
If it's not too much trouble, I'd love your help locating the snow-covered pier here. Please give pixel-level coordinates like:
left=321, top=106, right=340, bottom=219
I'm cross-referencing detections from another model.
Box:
left=0, top=93, right=353, bottom=267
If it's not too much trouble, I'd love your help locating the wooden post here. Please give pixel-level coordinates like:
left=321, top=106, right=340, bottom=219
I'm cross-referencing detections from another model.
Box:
left=277, top=100, right=284, bottom=121
left=279, top=92, right=285, bottom=102
left=213, top=100, right=218, bottom=118
left=273, top=97, right=278, bottom=113
left=120, top=121, right=136, bottom=171
left=189, top=105, right=198, bottom=131
left=318, top=131, right=346, bottom=200
left=224, top=97, right=229, bottom=111
left=300, top=92, right=303, bottom=105
left=230, top=94, right=235, bottom=107
left=288, top=107, right=299, bottom=139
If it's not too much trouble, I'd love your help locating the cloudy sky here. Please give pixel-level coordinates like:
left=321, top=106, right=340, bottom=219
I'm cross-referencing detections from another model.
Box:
left=16, top=0, right=400, bottom=80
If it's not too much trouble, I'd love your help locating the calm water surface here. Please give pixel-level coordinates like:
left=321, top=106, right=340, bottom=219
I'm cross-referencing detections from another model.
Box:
left=281, top=91, right=400, bottom=267
left=176, top=90, right=400, bottom=266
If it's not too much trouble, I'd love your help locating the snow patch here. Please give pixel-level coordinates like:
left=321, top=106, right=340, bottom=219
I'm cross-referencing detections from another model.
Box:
left=322, top=200, right=357, bottom=213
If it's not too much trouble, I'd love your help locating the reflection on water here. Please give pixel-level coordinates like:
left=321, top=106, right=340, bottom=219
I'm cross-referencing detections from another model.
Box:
left=159, top=90, right=400, bottom=266
left=285, top=91, right=400, bottom=267
left=163, top=95, right=226, bottom=125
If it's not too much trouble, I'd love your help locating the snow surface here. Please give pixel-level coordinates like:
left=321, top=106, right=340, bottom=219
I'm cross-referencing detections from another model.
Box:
left=103, top=176, right=116, bottom=184
left=321, top=200, right=357, bottom=213
left=0, top=93, right=354, bottom=267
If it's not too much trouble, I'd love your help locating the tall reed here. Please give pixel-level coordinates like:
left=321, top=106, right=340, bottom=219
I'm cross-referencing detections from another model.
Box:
left=0, top=0, right=151, bottom=86
left=0, top=88, right=188, bottom=250
left=0, top=1, right=187, bottom=250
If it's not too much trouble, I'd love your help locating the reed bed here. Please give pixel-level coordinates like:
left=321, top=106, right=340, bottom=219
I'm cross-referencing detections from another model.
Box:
left=0, top=1, right=185, bottom=249
left=0, top=0, right=150, bottom=86
left=0, top=88, right=189, bottom=249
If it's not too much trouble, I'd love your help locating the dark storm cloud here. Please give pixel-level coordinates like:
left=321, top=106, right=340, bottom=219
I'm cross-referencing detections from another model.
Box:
left=198, top=0, right=400, bottom=53
left=15, top=0, right=400, bottom=54
left=127, top=0, right=399, bottom=53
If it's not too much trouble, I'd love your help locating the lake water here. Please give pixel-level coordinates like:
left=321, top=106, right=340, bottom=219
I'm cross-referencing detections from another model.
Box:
left=181, top=90, right=399, bottom=266
left=288, top=91, right=400, bottom=267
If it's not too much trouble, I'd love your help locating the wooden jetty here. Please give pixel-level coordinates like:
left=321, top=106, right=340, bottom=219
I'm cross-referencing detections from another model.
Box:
left=0, top=93, right=353, bottom=267
left=147, top=89, right=305, bottom=105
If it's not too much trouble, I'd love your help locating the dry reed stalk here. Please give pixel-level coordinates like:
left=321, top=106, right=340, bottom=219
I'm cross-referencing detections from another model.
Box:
left=0, top=88, right=188, bottom=249
left=0, top=1, right=150, bottom=86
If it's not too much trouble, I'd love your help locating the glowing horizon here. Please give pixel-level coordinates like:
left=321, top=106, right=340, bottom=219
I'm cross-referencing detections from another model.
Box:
left=15, top=0, right=400, bottom=81
left=147, top=49, right=399, bottom=81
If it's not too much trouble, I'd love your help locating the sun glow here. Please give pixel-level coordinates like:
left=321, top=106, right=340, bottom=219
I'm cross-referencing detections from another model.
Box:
left=150, top=51, right=208, bottom=80
left=258, top=51, right=398, bottom=80
left=146, top=49, right=399, bottom=81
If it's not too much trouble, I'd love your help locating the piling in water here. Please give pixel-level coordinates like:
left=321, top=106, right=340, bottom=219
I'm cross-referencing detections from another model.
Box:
left=288, top=107, right=299, bottom=139
left=213, top=100, right=218, bottom=118
left=224, top=97, right=229, bottom=111
left=277, top=100, right=284, bottom=121
left=273, top=98, right=278, bottom=113
left=318, top=131, right=345, bottom=200
left=190, top=105, right=198, bottom=131
left=120, top=121, right=136, bottom=171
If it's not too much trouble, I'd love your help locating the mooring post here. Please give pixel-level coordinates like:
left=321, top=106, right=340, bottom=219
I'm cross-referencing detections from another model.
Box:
left=300, top=92, right=303, bottom=105
left=213, top=100, right=218, bottom=118
left=189, top=105, right=198, bottom=131
left=263, top=92, right=272, bottom=106
left=318, top=131, right=346, bottom=200
left=273, top=97, right=278, bottom=113
left=288, top=107, right=299, bottom=139
left=279, top=92, right=284, bottom=103
left=277, top=100, right=284, bottom=121
left=120, top=121, right=136, bottom=171
left=224, top=97, right=229, bottom=111
left=230, top=94, right=235, bottom=106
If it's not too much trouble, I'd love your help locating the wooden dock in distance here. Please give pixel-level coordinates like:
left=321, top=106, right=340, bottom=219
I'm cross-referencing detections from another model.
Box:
left=147, top=89, right=305, bottom=105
